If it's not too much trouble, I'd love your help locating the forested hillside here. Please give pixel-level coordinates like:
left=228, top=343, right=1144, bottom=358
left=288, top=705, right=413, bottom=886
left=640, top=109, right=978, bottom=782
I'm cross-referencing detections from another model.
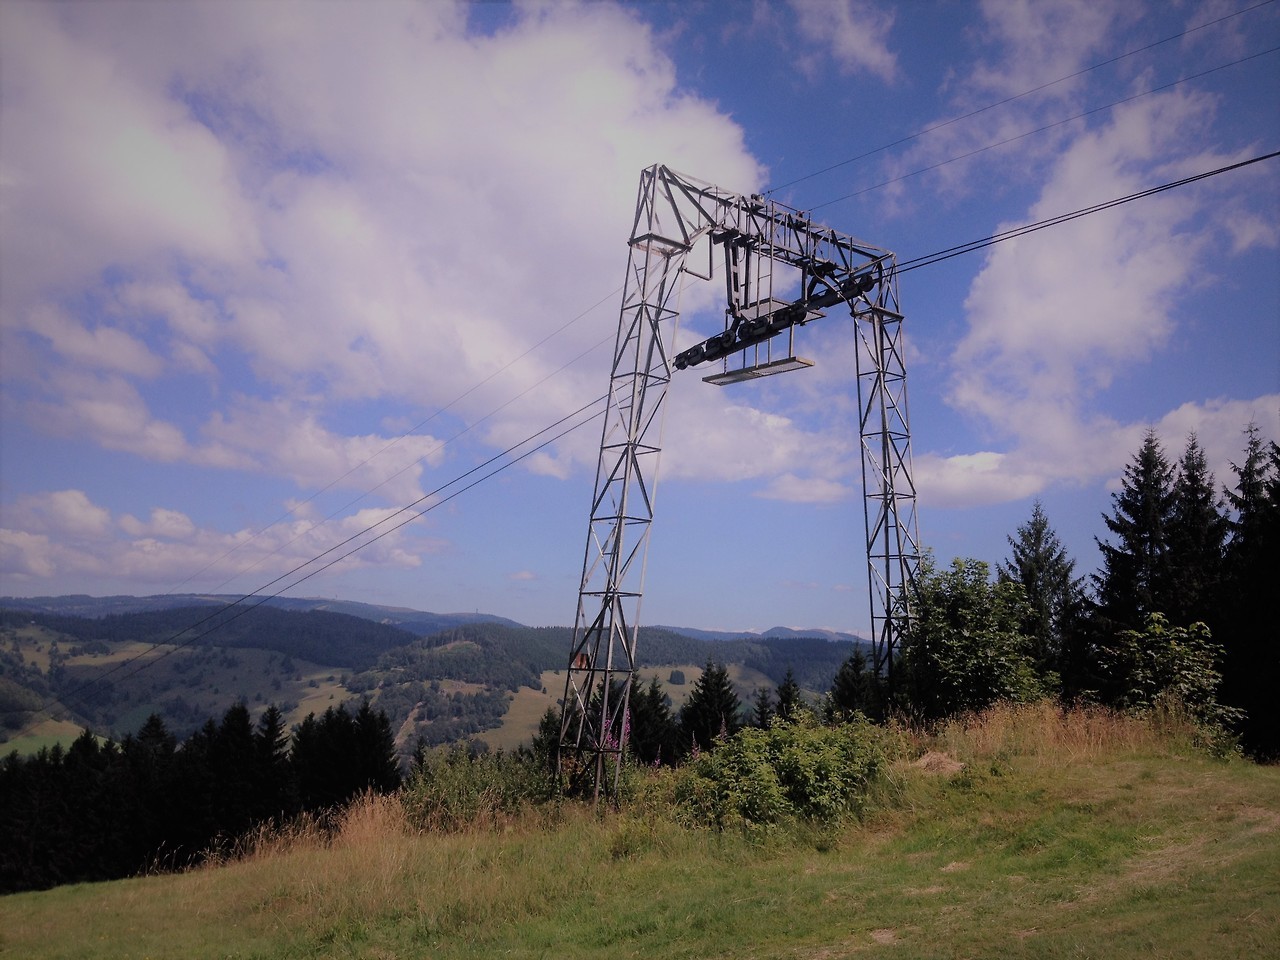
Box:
left=0, top=604, right=864, bottom=752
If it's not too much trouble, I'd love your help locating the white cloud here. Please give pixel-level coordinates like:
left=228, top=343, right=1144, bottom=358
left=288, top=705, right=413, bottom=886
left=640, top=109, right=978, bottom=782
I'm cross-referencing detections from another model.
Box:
left=756, top=473, right=852, bottom=503
left=971, top=0, right=1133, bottom=99
left=28, top=372, right=192, bottom=463
left=119, top=507, right=197, bottom=540
left=0, top=530, right=57, bottom=579
left=1, top=0, right=779, bottom=509
left=1153, top=395, right=1280, bottom=487
left=21, top=305, right=164, bottom=378
left=881, top=0, right=1136, bottom=208
left=915, top=451, right=1051, bottom=509
left=789, top=0, right=898, bottom=82
left=200, top=397, right=448, bottom=505
left=932, top=89, right=1272, bottom=505
left=0, top=489, right=436, bottom=591
left=0, top=3, right=261, bottom=308
left=6, top=490, right=114, bottom=539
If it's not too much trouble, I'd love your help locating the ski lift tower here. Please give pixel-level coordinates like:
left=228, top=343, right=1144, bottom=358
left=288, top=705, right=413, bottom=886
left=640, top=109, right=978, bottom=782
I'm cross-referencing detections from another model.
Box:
left=558, top=165, right=920, bottom=800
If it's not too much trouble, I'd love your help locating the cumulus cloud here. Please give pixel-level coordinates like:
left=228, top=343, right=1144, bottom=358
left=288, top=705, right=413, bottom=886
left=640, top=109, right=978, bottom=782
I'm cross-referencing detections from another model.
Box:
left=0, top=489, right=437, bottom=591
left=0, top=0, right=771, bottom=503
left=880, top=0, right=1137, bottom=207
left=943, top=89, right=1271, bottom=495
left=789, top=0, right=898, bottom=82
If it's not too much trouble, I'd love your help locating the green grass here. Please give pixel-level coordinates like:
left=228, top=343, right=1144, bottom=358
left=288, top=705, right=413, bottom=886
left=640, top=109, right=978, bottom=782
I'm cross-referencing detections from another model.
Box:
left=2, top=703, right=1276, bottom=959
left=0, top=719, right=86, bottom=756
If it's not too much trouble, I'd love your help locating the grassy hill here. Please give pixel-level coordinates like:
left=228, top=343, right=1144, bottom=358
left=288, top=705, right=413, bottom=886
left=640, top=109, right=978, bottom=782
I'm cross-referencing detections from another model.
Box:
left=1, top=703, right=1275, bottom=959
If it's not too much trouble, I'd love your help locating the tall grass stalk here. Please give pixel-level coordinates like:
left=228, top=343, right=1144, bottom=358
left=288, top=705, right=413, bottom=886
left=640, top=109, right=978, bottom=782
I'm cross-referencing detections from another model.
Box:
left=925, top=699, right=1201, bottom=767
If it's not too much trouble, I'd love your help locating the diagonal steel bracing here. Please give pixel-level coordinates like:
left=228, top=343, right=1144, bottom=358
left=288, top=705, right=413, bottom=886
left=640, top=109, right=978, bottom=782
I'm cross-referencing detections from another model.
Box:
left=558, top=165, right=919, bottom=800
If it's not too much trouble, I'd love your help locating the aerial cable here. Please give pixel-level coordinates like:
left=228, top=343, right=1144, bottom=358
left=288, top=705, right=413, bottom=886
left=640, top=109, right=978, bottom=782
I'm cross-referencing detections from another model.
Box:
left=895, top=149, right=1280, bottom=275
left=194, top=326, right=619, bottom=598
left=150, top=285, right=623, bottom=602
left=47, top=398, right=608, bottom=722
left=22, top=394, right=609, bottom=729
left=767, top=0, right=1277, bottom=195
left=810, top=45, right=1280, bottom=211
left=22, top=151, right=1276, bottom=736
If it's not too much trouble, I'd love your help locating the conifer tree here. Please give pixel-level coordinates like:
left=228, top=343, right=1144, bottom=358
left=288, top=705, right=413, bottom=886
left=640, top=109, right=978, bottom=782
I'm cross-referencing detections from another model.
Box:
left=1093, top=429, right=1176, bottom=631
left=353, top=698, right=401, bottom=791
left=627, top=677, right=677, bottom=765
left=678, top=660, right=741, bottom=754
left=999, top=500, right=1084, bottom=687
left=827, top=649, right=870, bottom=722
left=1219, top=424, right=1280, bottom=758
left=774, top=667, right=805, bottom=721
left=254, top=704, right=297, bottom=817
left=750, top=685, right=774, bottom=728
left=1167, top=433, right=1228, bottom=628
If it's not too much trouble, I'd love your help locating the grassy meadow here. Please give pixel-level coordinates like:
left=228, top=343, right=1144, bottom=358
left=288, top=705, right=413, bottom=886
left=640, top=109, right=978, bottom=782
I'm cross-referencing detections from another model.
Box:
left=2, top=702, right=1276, bottom=959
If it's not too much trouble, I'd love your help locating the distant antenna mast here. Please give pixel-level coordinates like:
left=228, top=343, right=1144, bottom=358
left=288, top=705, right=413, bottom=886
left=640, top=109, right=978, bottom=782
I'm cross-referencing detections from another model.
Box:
left=557, top=165, right=919, bottom=800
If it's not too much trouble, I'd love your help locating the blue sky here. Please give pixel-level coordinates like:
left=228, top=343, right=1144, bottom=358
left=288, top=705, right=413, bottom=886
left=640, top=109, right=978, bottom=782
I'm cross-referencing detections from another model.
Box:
left=1, top=0, right=1277, bottom=635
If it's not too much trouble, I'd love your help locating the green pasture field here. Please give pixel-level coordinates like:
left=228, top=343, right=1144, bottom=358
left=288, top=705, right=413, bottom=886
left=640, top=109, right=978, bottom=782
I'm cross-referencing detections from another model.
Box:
left=0, top=719, right=86, bottom=757
left=4, top=702, right=1274, bottom=959
left=479, top=661, right=810, bottom=754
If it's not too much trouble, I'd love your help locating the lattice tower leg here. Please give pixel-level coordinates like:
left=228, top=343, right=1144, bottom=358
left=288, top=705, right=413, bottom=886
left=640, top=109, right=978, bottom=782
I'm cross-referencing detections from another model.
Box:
left=853, top=268, right=920, bottom=687
left=557, top=167, right=707, bottom=801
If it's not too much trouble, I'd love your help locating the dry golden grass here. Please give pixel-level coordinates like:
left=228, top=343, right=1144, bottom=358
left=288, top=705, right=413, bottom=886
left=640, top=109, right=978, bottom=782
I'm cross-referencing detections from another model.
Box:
left=4, top=701, right=1276, bottom=960
left=924, top=699, right=1198, bottom=767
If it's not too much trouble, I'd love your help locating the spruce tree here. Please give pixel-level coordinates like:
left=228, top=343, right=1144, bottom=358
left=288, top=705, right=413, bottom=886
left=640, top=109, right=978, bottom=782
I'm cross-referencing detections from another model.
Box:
left=827, top=649, right=870, bottom=722
left=353, top=699, right=402, bottom=793
left=1093, top=429, right=1176, bottom=631
left=1167, top=433, right=1228, bottom=628
left=254, top=704, right=297, bottom=818
left=999, top=500, right=1084, bottom=686
left=678, top=660, right=741, bottom=754
left=750, top=685, right=774, bottom=728
left=1220, top=424, right=1280, bottom=758
left=627, top=677, right=677, bottom=765
left=775, top=667, right=804, bottom=721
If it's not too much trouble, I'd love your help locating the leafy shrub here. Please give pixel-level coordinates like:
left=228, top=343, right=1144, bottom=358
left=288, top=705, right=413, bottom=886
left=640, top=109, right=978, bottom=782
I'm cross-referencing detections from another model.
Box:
left=1097, top=613, right=1242, bottom=732
left=670, top=716, right=892, bottom=834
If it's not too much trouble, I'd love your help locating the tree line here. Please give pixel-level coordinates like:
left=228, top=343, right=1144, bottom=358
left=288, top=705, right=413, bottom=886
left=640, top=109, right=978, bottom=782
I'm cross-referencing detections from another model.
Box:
left=965, top=423, right=1277, bottom=757
left=815, top=423, right=1277, bottom=755
left=559, top=422, right=1279, bottom=764
left=0, top=701, right=400, bottom=893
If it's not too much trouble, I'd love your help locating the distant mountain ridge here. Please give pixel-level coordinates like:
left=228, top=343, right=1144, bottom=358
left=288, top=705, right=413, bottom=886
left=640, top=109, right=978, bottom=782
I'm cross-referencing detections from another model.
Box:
left=1, top=596, right=872, bottom=756
left=652, top=624, right=870, bottom=647
left=0, top=594, right=524, bottom=637
left=1, top=594, right=868, bottom=646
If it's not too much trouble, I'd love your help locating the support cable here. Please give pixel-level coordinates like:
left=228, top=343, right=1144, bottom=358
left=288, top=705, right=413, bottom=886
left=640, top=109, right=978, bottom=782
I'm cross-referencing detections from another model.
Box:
left=768, top=0, right=1277, bottom=195
left=146, top=286, right=623, bottom=605
left=811, top=46, right=1280, bottom=211
left=20, top=396, right=609, bottom=729
left=194, top=327, right=618, bottom=599
left=895, top=149, right=1280, bottom=275
left=18, top=150, right=1276, bottom=736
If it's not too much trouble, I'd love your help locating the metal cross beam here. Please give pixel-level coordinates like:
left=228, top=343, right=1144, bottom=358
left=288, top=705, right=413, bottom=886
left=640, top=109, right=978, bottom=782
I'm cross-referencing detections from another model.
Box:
left=557, top=165, right=919, bottom=800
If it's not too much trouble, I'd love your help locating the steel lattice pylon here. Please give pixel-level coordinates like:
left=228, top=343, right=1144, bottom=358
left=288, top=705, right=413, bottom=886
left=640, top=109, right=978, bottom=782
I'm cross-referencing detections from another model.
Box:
left=557, top=165, right=919, bottom=799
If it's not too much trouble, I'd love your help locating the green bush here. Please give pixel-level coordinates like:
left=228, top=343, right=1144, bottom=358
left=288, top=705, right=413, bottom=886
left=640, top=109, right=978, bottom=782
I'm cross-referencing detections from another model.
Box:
left=670, top=716, right=891, bottom=834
